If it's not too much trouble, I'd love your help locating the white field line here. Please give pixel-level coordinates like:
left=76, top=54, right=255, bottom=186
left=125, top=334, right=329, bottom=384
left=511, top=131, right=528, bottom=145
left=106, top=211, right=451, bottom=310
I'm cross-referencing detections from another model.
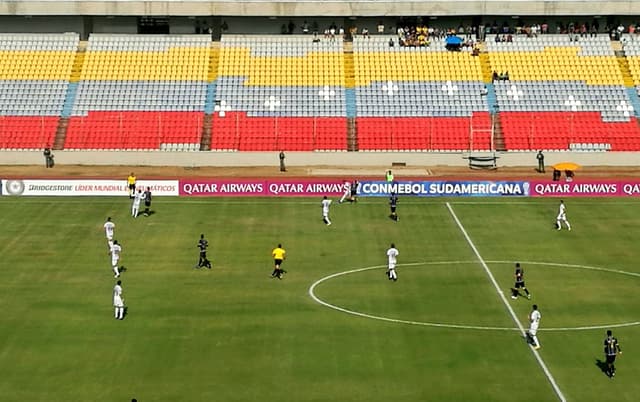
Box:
left=446, top=202, right=567, bottom=402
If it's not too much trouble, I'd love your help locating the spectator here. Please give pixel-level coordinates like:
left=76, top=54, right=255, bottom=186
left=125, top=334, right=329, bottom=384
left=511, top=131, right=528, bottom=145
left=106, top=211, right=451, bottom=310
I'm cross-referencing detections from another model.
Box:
left=565, top=170, right=574, bottom=182
left=302, top=20, right=309, bottom=34
left=361, top=27, right=369, bottom=38
left=541, top=22, right=548, bottom=34
left=377, top=21, right=385, bottom=34
left=312, top=33, right=321, bottom=43
left=221, top=20, right=229, bottom=32
left=388, top=38, right=394, bottom=47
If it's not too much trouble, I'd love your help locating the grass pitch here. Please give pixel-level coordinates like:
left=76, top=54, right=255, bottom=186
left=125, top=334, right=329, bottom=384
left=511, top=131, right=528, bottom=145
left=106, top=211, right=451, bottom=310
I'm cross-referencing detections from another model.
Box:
left=1, top=196, right=640, bottom=402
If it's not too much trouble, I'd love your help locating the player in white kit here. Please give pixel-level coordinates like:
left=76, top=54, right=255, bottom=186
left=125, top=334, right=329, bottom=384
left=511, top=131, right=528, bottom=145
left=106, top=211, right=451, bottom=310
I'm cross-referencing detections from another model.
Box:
left=110, top=240, right=122, bottom=278
left=113, top=280, right=125, bottom=320
left=556, top=200, right=571, bottom=231
left=131, top=188, right=145, bottom=218
left=103, top=217, right=115, bottom=248
left=339, top=181, right=351, bottom=203
left=527, top=304, right=541, bottom=349
left=321, top=196, right=332, bottom=225
left=386, top=243, right=399, bottom=281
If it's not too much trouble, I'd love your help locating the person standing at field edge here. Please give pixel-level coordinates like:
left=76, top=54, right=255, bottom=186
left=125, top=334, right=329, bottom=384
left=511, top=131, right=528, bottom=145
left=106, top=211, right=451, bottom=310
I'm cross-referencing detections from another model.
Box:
left=536, top=150, right=545, bottom=173
left=271, top=244, right=286, bottom=279
left=279, top=151, right=286, bottom=172
left=127, top=172, right=137, bottom=198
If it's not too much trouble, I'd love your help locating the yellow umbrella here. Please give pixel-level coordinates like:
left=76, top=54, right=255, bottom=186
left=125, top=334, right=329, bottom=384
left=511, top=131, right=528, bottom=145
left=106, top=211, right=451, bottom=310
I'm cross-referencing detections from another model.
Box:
left=552, top=162, right=581, bottom=171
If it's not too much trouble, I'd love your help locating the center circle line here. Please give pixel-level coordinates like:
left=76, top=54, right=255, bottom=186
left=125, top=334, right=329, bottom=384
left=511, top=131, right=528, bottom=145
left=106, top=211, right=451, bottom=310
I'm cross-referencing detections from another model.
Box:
left=308, top=260, right=640, bottom=332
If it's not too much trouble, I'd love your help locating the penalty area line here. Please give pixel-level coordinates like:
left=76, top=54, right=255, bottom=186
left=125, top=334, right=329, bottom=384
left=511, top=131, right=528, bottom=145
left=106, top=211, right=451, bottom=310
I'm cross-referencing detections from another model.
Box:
left=446, top=202, right=567, bottom=402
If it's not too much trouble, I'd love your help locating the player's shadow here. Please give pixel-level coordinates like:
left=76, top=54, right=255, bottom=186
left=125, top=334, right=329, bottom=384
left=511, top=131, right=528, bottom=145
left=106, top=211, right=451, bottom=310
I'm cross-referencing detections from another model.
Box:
left=595, top=359, right=609, bottom=375
left=123, top=306, right=129, bottom=319
left=144, top=210, right=156, bottom=217
left=119, top=266, right=127, bottom=273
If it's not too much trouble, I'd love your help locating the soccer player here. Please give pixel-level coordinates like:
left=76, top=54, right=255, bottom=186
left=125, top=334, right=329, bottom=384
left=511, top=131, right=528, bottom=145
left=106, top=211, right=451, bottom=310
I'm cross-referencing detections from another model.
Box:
left=131, top=188, right=144, bottom=218
left=349, top=180, right=359, bottom=203
left=339, top=180, right=350, bottom=203
left=143, top=186, right=152, bottom=216
left=527, top=304, right=541, bottom=349
left=113, top=280, right=125, bottom=320
left=196, top=234, right=212, bottom=269
left=103, top=217, right=115, bottom=248
left=556, top=200, right=571, bottom=231
left=127, top=172, right=136, bottom=198
left=389, top=192, right=398, bottom=221
left=510, top=262, right=531, bottom=300
left=386, top=243, right=399, bottom=281
left=604, top=330, right=622, bottom=378
left=110, top=240, right=122, bottom=278
left=271, top=244, right=286, bottom=279
left=321, top=196, right=332, bottom=225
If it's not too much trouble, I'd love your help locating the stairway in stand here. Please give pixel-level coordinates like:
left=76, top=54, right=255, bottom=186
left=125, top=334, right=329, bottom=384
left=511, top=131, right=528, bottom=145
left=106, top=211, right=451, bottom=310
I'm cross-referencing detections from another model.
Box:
left=201, top=42, right=220, bottom=151
left=343, top=41, right=358, bottom=151
left=53, top=41, right=86, bottom=150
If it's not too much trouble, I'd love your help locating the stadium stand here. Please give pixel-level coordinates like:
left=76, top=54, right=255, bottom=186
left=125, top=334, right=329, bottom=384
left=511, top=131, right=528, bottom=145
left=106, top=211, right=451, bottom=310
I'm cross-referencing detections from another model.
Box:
left=65, top=34, right=209, bottom=150
left=212, top=35, right=347, bottom=151
left=353, top=35, right=492, bottom=151
left=488, top=34, right=640, bottom=151
left=0, top=33, right=78, bottom=149
left=3, top=27, right=640, bottom=153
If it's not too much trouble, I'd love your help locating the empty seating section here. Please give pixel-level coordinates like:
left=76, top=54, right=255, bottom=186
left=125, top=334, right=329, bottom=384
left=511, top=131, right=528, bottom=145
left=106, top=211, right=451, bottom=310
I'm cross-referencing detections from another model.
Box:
left=488, top=34, right=640, bottom=150
left=66, top=35, right=209, bottom=150
left=3, top=32, right=640, bottom=153
left=353, top=36, right=491, bottom=151
left=0, top=33, right=77, bottom=149
left=213, top=35, right=347, bottom=151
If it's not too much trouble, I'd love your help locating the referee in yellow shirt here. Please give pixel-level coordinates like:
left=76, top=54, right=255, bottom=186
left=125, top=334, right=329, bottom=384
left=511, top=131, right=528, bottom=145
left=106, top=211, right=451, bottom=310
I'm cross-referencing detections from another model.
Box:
left=127, top=172, right=136, bottom=199
left=271, top=244, right=286, bottom=279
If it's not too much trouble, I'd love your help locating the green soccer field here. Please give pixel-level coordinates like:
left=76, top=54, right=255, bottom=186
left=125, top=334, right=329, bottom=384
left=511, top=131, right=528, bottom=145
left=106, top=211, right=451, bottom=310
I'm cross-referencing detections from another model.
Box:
left=1, top=196, right=640, bottom=402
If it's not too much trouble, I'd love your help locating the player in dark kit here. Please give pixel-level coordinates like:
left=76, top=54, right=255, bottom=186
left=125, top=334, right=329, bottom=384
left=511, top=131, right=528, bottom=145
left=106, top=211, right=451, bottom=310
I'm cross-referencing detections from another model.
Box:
left=389, top=192, right=398, bottom=221
left=604, top=330, right=622, bottom=378
left=510, top=262, right=531, bottom=299
left=195, top=234, right=212, bottom=269
left=348, top=180, right=359, bottom=203
left=143, top=187, right=152, bottom=216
